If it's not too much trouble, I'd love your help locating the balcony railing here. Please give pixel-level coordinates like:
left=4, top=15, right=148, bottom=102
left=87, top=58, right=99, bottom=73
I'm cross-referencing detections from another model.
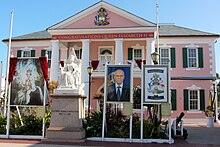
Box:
left=91, top=60, right=145, bottom=72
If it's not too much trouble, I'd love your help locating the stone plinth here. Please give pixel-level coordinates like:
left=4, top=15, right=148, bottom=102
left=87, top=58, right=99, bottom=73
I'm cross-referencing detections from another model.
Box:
left=54, top=87, right=80, bottom=94
left=45, top=93, right=86, bottom=143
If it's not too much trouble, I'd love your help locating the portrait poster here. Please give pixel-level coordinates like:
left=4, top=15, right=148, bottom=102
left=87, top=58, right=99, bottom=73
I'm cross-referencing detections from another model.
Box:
left=144, top=65, right=168, bottom=103
left=10, top=58, right=44, bottom=106
left=106, top=65, right=131, bottom=102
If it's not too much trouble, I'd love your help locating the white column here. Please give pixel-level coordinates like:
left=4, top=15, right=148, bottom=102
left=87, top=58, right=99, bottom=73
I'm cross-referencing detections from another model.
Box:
left=81, top=39, right=90, bottom=97
left=146, top=38, right=155, bottom=65
left=115, top=39, right=123, bottom=64
left=50, top=40, right=60, bottom=81
left=60, top=47, right=68, bottom=61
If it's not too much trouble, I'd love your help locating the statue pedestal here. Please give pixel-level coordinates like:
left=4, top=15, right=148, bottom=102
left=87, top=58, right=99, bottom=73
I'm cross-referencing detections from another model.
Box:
left=54, top=87, right=79, bottom=94
left=44, top=93, right=86, bottom=143
left=54, top=86, right=84, bottom=95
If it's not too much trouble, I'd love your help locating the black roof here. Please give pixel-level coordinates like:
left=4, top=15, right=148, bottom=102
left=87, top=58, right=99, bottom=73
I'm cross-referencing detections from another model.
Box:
left=159, top=24, right=219, bottom=37
left=2, top=24, right=219, bottom=42
left=2, top=30, right=51, bottom=42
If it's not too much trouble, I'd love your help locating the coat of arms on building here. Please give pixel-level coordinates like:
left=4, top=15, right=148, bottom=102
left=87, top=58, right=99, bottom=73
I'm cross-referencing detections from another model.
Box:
left=94, top=7, right=110, bottom=26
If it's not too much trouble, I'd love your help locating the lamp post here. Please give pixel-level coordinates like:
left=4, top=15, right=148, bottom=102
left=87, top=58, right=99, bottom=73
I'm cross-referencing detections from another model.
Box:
left=87, top=66, right=93, bottom=118
left=151, top=52, right=160, bottom=65
left=213, top=80, right=218, bottom=122
left=151, top=51, right=161, bottom=131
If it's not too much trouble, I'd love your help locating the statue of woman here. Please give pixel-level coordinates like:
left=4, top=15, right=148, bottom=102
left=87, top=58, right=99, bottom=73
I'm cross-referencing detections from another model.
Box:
left=59, top=48, right=80, bottom=89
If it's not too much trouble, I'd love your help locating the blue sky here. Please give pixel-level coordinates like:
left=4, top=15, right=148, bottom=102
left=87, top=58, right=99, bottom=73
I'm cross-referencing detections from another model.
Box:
left=0, top=0, right=220, bottom=76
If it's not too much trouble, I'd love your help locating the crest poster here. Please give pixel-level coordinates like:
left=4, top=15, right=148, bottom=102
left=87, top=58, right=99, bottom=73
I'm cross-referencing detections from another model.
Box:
left=10, top=58, right=44, bottom=106
left=144, top=65, right=168, bottom=103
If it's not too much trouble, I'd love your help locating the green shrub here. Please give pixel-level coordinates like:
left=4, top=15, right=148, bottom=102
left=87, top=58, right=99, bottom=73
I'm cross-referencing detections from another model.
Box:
left=132, top=119, right=153, bottom=138
left=10, top=114, right=43, bottom=135
left=83, top=111, right=103, bottom=137
left=83, top=109, right=168, bottom=139
left=0, top=116, right=6, bottom=134
left=0, top=107, right=51, bottom=135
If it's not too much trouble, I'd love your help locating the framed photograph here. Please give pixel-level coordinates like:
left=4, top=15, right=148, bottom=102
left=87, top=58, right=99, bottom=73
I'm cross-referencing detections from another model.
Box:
left=143, top=65, right=169, bottom=103
left=10, top=58, right=45, bottom=106
left=106, top=65, right=132, bottom=102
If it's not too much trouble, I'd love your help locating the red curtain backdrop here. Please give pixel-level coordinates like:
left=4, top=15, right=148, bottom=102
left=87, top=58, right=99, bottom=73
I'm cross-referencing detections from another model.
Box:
left=91, top=60, right=99, bottom=70
left=8, top=57, right=18, bottom=83
left=39, top=57, right=48, bottom=87
left=135, top=60, right=146, bottom=69
left=60, top=61, right=64, bottom=67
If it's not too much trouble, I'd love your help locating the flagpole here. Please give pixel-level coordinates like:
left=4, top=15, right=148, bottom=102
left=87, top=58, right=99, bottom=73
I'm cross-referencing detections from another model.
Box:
left=156, top=0, right=159, bottom=52
left=4, top=9, right=14, bottom=117
left=0, top=61, right=2, bottom=98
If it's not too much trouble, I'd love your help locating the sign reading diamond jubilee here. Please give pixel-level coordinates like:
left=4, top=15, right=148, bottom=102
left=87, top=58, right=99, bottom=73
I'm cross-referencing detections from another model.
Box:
left=143, top=65, right=169, bottom=103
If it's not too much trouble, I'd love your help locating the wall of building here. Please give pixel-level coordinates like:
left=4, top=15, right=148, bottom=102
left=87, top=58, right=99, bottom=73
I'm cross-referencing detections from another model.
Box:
left=9, top=38, right=214, bottom=119
left=169, top=43, right=212, bottom=77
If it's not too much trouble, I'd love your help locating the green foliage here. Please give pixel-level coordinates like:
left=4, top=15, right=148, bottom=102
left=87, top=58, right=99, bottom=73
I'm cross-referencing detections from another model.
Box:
left=10, top=113, right=43, bottom=135
left=0, top=116, right=6, bottom=134
left=83, top=109, right=167, bottom=139
left=133, top=85, right=141, bottom=109
left=132, top=119, right=152, bottom=138
left=45, top=107, right=51, bottom=128
left=132, top=119, right=167, bottom=139
left=83, top=109, right=129, bottom=138
left=105, top=109, right=129, bottom=138
left=83, top=111, right=103, bottom=137
left=0, top=107, right=51, bottom=135
left=204, top=105, right=215, bottom=117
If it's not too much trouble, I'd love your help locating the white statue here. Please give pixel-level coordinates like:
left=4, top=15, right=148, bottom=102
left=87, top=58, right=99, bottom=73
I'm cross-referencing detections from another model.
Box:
left=59, top=48, right=81, bottom=89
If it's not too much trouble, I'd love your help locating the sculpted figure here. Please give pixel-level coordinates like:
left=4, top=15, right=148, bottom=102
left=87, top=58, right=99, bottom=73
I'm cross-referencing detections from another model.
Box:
left=59, top=48, right=80, bottom=89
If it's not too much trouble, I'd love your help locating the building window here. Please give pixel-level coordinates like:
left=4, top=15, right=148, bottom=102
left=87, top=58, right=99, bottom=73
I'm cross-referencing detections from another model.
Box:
left=128, top=45, right=144, bottom=69
left=98, top=47, right=113, bottom=70
left=99, top=47, right=113, bottom=62
left=74, top=48, right=82, bottom=59
left=189, top=90, right=199, bottom=110
left=184, top=86, right=205, bottom=111
left=48, top=51, right=52, bottom=68
left=188, top=48, right=197, bottom=68
left=17, top=48, right=35, bottom=57
left=160, top=48, right=169, bottom=65
left=23, top=50, right=31, bottom=57
left=133, top=49, right=142, bottom=60
left=183, top=47, right=203, bottom=68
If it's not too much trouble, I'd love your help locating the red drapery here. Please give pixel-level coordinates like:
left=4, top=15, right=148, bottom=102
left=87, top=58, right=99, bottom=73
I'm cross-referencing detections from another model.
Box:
left=91, top=60, right=99, bottom=70
left=60, top=61, right=64, bottom=67
left=8, top=57, right=18, bottom=83
left=135, top=60, right=146, bottom=69
left=39, top=57, right=48, bottom=87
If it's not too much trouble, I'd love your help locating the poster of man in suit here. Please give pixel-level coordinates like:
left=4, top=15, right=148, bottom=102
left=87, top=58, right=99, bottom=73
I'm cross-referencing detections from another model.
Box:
left=106, top=65, right=131, bottom=102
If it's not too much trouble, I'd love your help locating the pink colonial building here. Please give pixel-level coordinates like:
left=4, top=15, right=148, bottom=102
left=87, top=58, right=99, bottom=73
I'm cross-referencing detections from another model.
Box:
left=3, top=1, right=219, bottom=119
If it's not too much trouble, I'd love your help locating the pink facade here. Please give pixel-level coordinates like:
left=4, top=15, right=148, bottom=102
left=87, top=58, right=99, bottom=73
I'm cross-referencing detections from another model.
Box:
left=170, top=43, right=212, bottom=77
left=11, top=46, right=50, bottom=57
left=65, top=10, right=142, bottom=29
left=4, top=1, right=219, bottom=120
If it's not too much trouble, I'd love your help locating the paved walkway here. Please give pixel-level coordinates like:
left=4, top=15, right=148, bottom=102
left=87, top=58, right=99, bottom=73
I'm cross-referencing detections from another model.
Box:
left=0, top=122, right=220, bottom=147
left=184, top=122, right=220, bottom=146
